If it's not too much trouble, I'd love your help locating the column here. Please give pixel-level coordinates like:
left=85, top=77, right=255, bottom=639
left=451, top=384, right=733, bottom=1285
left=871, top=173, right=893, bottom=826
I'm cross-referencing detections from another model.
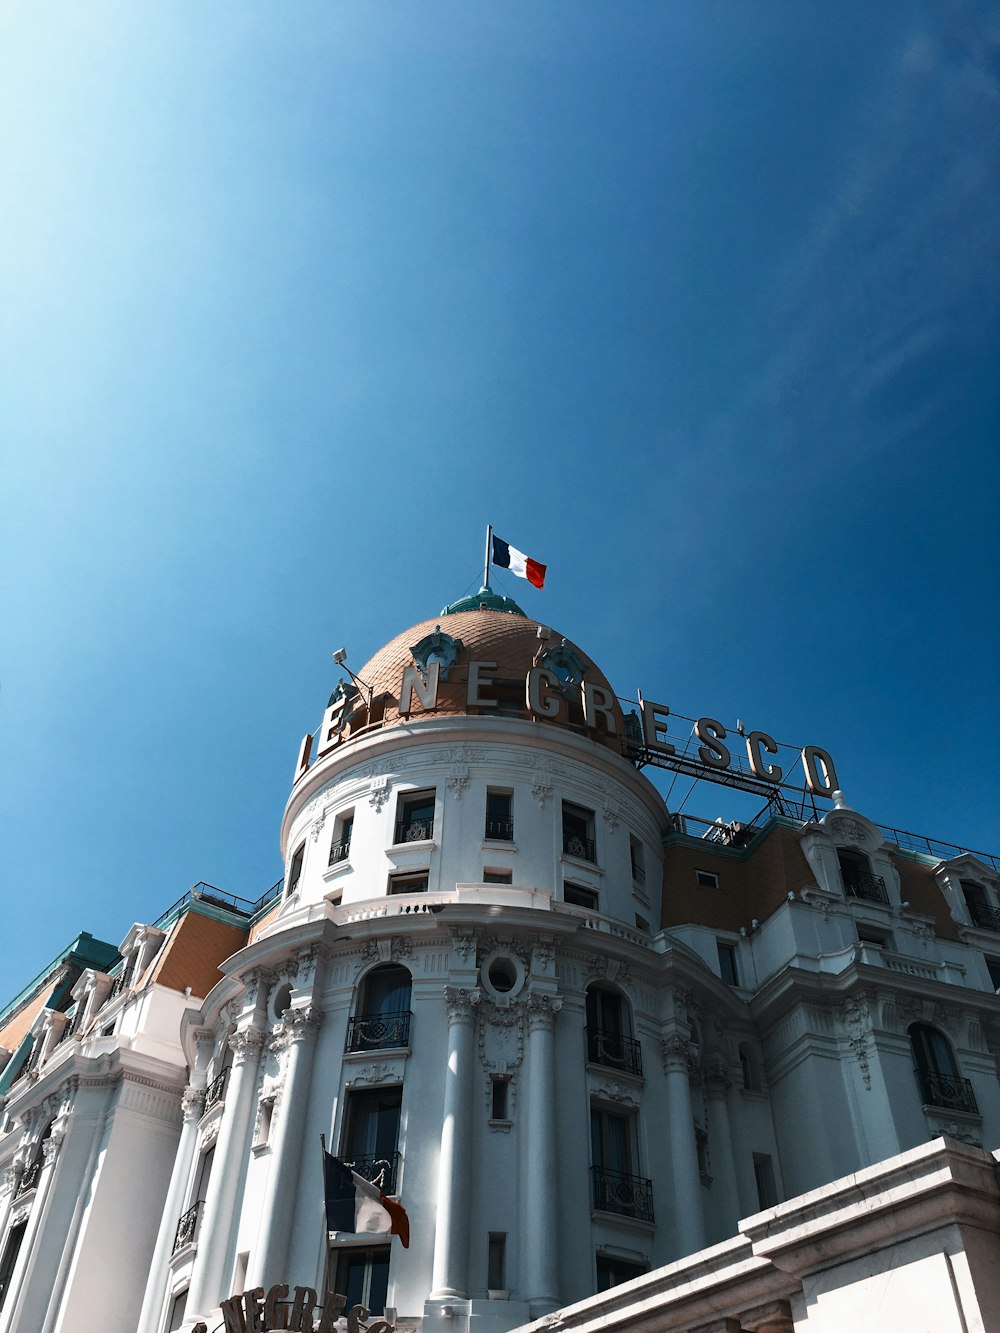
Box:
left=520, top=994, right=562, bottom=1313
left=183, top=1027, right=267, bottom=1324
left=248, top=1005, right=324, bottom=1289
left=704, top=1062, right=741, bottom=1235
left=662, top=1036, right=706, bottom=1255
left=429, top=987, right=479, bottom=1300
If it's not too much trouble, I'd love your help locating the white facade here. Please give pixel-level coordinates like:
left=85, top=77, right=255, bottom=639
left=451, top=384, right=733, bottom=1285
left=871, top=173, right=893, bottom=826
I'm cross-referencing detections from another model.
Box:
left=2, top=600, right=999, bottom=1333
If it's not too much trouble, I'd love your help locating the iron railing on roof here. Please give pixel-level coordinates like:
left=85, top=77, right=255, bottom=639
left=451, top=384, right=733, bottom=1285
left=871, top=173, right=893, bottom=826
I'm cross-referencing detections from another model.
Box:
left=153, top=878, right=283, bottom=930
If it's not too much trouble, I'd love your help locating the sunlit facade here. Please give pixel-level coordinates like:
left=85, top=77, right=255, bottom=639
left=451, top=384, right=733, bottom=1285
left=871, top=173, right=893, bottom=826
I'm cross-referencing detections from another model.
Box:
left=2, top=593, right=999, bottom=1333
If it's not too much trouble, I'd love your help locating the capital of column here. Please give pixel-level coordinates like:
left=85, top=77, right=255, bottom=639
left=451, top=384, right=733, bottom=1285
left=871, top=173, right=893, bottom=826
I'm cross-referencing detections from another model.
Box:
left=273, top=1005, right=324, bottom=1049
left=703, top=1061, right=732, bottom=1097
left=444, top=986, right=481, bottom=1023
left=229, top=1026, right=267, bottom=1066
left=181, top=1086, right=207, bottom=1121
left=526, top=993, right=562, bottom=1032
left=661, top=1035, right=696, bottom=1073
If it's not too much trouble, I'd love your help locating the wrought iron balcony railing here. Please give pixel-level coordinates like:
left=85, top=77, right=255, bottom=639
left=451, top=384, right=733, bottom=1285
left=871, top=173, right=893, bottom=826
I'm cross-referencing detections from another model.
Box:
left=484, top=817, right=514, bottom=841
left=586, top=1026, right=643, bottom=1077
left=915, top=1069, right=979, bottom=1115
left=328, top=838, right=352, bottom=866
left=563, top=832, right=596, bottom=863
left=108, top=971, right=129, bottom=1001
left=969, top=903, right=1000, bottom=932
left=394, top=818, right=434, bottom=844
left=591, top=1165, right=654, bottom=1222
left=344, top=1151, right=400, bottom=1195
left=173, top=1200, right=203, bottom=1253
left=346, top=1010, right=412, bottom=1053
left=843, top=870, right=889, bottom=905
left=16, top=1160, right=41, bottom=1196
left=205, top=1068, right=228, bottom=1111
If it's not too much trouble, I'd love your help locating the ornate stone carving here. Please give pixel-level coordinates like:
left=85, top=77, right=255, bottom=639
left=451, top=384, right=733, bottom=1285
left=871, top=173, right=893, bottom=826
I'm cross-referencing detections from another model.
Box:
left=532, top=939, right=556, bottom=971
left=703, top=1061, right=732, bottom=1095
left=446, top=771, right=470, bottom=800
left=841, top=991, right=875, bottom=1089
left=453, top=935, right=476, bottom=964
left=830, top=817, right=869, bottom=847
left=346, top=1062, right=398, bottom=1086
left=594, top=1079, right=638, bottom=1107
left=369, top=776, right=390, bottom=812
left=242, top=968, right=279, bottom=1008
left=525, top=994, right=562, bottom=1031
left=229, top=1027, right=266, bottom=1066
left=310, top=812, right=327, bottom=842
left=182, top=1086, right=207, bottom=1121
left=661, top=1035, right=696, bottom=1073
left=275, top=1006, right=324, bottom=1047
left=530, top=778, right=553, bottom=810
left=445, top=986, right=481, bottom=1021
left=601, top=804, right=621, bottom=831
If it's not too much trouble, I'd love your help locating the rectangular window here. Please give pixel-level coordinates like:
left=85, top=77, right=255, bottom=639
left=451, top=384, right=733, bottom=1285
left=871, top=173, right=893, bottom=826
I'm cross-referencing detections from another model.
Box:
left=596, top=1253, right=646, bottom=1291
left=490, top=1076, right=510, bottom=1121
left=333, top=1246, right=390, bottom=1316
left=342, top=1088, right=402, bottom=1193
left=987, top=959, right=1000, bottom=991
left=753, top=1153, right=778, bottom=1208
left=395, top=790, right=435, bottom=844
left=717, top=942, right=739, bottom=987
left=696, top=869, right=719, bottom=888
left=487, top=1233, right=506, bottom=1291
left=388, top=871, right=429, bottom=895
left=329, top=812, right=354, bottom=866
left=564, top=882, right=599, bottom=911
left=857, top=926, right=891, bottom=949
left=629, top=836, right=645, bottom=885
left=483, top=869, right=512, bottom=885
left=0, top=1221, right=27, bottom=1311
left=562, top=802, right=596, bottom=863
left=166, top=1289, right=188, bottom=1333
left=635, top=914, right=649, bottom=932
left=485, top=790, right=514, bottom=841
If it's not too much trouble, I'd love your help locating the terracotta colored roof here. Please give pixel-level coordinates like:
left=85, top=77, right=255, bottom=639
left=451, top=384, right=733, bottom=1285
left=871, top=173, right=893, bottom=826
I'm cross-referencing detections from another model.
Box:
left=0, top=990, right=51, bottom=1054
left=342, top=609, right=626, bottom=750
left=146, top=910, right=249, bottom=1000
left=248, top=901, right=281, bottom=944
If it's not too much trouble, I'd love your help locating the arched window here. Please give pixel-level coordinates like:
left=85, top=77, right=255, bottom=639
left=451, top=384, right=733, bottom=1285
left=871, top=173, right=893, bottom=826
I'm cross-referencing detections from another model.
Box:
left=347, top=966, right=412, bottom=1053
left=909, top=1023, right=978, bottom=1114
left=585, top=984, right=642, bottom=1076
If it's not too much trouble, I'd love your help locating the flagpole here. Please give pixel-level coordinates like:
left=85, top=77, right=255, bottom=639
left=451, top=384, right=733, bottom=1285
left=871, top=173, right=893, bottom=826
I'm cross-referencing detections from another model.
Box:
left=484, top=524, right=492, bottom=589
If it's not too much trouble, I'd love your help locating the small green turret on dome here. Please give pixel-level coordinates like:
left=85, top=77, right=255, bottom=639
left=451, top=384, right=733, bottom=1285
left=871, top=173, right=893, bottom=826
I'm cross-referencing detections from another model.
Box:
left=440, top=585, right=527, bottom=617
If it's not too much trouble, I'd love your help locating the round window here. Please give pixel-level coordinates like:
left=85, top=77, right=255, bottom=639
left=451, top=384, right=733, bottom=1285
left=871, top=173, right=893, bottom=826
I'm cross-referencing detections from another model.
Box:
left=480, top=950, right=525, bottom=1000
left=270, top=982, right=293, bottom=1023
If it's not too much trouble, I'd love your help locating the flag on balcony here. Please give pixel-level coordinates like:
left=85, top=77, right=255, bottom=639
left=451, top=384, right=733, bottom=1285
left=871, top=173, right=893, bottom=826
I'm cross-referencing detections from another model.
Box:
left=491, top=534, right=546, bottom=588
left=323, top=1152, right=410, bottom=1247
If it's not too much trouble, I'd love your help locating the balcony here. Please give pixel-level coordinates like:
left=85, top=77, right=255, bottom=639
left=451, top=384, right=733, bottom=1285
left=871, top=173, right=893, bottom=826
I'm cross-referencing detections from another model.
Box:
left=844, top=870, right=889, bottom=905
left=586, top=1026, right=643, bottom=1078
left=205, top=1068, right=228, bottom=1111
left=591, top=1165, right=654, bottom=1222
left=969, top=903, right=1000, bottom=932
left=485, top=817, right=514, bottom=841
left=173, top=1200, right=202, bottom=1253
left=346, top=1010, right=412, bottom=1054
left=346, top=1151, right=400, bottom=1195
left=915, top=1069, right=979, bottom=1115
left=563, top=832, right=596, bottom=863
left=328, top=837, right=351, bottom=866
left=394, top=818, right=434, bottom=844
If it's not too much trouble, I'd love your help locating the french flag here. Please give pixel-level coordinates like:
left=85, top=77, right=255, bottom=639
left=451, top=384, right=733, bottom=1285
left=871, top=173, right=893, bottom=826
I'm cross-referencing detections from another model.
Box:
left=324, top=1153, right=410, bottom=1247
left=492, top=534, right=546, bottom=589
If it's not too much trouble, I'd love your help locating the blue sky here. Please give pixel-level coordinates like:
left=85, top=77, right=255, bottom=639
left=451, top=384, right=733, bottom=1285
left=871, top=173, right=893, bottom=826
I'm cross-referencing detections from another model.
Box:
left=1, top=2, right=997, bottom=1002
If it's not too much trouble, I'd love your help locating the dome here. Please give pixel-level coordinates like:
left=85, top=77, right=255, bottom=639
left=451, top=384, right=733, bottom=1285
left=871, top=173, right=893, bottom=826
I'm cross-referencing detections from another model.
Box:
left=336, top=606, right=628, bottom=750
